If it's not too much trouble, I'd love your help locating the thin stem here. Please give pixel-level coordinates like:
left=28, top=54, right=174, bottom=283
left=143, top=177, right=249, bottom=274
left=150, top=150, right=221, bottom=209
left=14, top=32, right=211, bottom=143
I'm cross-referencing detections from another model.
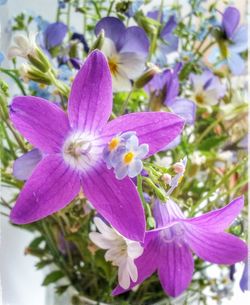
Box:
left=0, top=68, right=26, bottom=95
left=120, top=90, right=133, bottom=114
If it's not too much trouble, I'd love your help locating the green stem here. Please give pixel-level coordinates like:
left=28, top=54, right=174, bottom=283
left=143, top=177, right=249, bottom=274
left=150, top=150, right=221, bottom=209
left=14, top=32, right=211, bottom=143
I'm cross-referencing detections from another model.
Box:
left=120, top=89, right=133, bottom=114
left=107, top=0, right=114, bottom=16
left=67, top=1, right=72, bottom=39
left=0, top=68, right=26, bottom=95
left=196, top=116, right=223, bottom=144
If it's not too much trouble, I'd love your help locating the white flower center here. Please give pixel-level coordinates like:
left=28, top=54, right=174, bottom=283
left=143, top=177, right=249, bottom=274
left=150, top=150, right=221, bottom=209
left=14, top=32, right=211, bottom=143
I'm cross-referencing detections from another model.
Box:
left=62, top=131, right=103, bottom=171
left=160, top=224, right=185, bottom=246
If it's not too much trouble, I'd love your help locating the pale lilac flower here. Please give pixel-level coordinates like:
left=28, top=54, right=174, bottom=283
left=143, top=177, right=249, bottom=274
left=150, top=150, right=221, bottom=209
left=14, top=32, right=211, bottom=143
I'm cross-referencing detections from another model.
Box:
left=89, top=217, right=143, bottom=289
left=113, top=197, right=247, bottom=297
left=95, top=17, right=149, bottom=91
left=240, top=260, right=250, bottom=292
left=8, top=34, right=37, bottom=60
left=167, top=157, right=187, bottom=196
left=10, top=50, right=184, bottom=241
left=190, top=70, right=226, bottom=108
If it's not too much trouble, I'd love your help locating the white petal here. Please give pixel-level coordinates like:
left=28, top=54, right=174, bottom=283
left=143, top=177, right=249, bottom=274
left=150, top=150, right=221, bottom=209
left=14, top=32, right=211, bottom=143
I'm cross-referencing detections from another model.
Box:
left=7, top=46, right=25, bottom=59
left=101, top=38, right=117, bottom=58
left=14, top=35, right=30, bottom=51
left=127, top=240, right=144, bottom=259
left=105, top=247, right=123, bottom=263
left=127, top=258, right=138, bottom=282
left=93, top=217, right=118, bottom=240
left=118, top=260, right=131, bottom=289
left=119, top=52, right=145, bottom=79
left=112, top=68, right=132, bottom=92
left=89, top=232, right=115, bottom=249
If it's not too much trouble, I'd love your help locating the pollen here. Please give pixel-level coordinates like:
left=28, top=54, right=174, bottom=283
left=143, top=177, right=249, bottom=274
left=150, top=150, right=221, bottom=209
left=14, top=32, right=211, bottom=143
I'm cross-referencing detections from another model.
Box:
left=123, top=152, right=134, bottom=164
left=39, top=83, right=47, bottom=89
left=195, top=93, right=205, bottom=104
left=108, top=137, right=120, bottom=151
left=108, top=56, right=119, bottom=75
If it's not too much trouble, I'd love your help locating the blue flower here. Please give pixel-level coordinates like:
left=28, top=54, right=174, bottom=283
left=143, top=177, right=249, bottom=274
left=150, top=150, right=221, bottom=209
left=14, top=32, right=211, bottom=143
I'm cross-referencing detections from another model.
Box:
left=103, top=132, right=149, bottom=179
left=28, top=81, right=51, bottom=99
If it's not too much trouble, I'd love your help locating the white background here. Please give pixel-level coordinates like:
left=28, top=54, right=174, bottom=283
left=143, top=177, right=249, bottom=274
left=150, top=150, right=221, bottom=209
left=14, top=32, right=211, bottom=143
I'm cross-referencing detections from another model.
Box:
left=0, top=1, right=249, bottom=305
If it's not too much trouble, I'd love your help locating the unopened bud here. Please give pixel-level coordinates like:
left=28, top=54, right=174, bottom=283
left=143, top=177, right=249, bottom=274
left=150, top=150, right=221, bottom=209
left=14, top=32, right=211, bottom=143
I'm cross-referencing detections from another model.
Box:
left=134, top=65, right=161, bottom=89
left=90, top=29, right=105, bottom=52
left=20, top=64, right=52, bottom=85
left=161, top=173, right=172, bottom=185
left=173, top=162, right=185, bottom=174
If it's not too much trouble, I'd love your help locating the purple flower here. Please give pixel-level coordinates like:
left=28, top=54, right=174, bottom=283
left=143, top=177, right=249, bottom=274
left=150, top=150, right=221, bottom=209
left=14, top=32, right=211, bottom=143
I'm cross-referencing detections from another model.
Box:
left=95, top=17, right=149, bottom=91
left=146, top=64, right=196, bottom=125
left=147, top=11, right=178, bottom=65
left=211, top=7, right=247, bottom=75
left=113, top=197, right=247, bottom=297
left=190, top=70, right=226, bottom=108
left=9, top=50, right=184, bottom=241
left=39, top=22, right=67, bottom=55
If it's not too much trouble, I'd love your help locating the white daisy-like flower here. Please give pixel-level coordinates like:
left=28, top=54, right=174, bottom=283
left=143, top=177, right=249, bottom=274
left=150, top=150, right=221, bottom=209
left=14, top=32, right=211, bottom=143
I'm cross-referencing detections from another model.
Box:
left=89, top=217, right=143, bottom=289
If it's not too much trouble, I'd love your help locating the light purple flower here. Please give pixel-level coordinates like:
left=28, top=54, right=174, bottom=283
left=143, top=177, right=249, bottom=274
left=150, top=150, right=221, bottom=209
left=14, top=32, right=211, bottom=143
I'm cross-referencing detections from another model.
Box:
left=95, top=17, right=149, bottom=91
left=240, top=260, right=250, bottom=292
left=113, top=197, right=247, bottom=297
left=211, top=7, right=247, bottom=75
left=10, top=50, right=184, bottom=241
left=147, top=11, right=178, bottom=65
left=146, top=64, right=196, bottom=125
left=190, top=70, right=226, bottom=108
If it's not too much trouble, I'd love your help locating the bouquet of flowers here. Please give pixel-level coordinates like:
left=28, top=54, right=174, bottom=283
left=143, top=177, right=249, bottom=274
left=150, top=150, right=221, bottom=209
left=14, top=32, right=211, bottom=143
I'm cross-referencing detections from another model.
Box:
left=0, top=0, right=248, bottom=304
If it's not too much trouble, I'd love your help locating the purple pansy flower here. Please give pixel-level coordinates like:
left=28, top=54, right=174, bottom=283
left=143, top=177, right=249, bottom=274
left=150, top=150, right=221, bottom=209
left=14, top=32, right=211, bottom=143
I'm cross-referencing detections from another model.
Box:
left=10, top=50, right=184, bottom=241
left=95, top=17, right=149, bottom=92
left=190, top=70, right=226, bottom=108
left=146, top=64, right=196, bottom=125
left=212, top=7, right=247, bottom=75
left=147, top=11, right=178, bottom=65
left=38, top=22, right=67, bottom=56
left=113, top=197, right=247, bottom=297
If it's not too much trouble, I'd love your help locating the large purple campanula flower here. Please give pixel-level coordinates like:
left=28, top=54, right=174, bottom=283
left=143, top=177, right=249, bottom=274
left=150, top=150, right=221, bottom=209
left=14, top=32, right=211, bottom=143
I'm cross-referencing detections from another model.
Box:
left=113, top=197, right=247, bottom=296
left=10, top=50, right=184, bottom=242
left=95, top=17, right=149, bottom=92
left=146, top=63, right=196, bottom=125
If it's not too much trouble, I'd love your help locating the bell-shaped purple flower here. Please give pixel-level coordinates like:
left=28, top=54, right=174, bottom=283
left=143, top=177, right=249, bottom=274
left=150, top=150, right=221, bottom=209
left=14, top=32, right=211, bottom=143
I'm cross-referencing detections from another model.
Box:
left=113, top=197, right=247, bottom=297
left=95, top=17, right=149, bottom=92
left=10, top=50, right=184, bottom=242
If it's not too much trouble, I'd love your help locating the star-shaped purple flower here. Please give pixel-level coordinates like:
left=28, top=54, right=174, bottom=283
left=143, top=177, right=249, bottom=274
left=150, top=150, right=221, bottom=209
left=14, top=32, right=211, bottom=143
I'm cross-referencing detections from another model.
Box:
left=113, top=197, right=247, bottom=296
left=10, top=50, right=184, bottom=241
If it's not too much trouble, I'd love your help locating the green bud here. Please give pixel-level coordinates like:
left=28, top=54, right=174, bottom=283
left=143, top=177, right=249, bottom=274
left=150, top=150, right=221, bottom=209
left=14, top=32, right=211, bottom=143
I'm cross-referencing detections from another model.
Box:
left=20, top=64, right=52, bottom=84
left=147, top=216, right=156, bottom=229
left=89, top=29, right=105, bottom=52
left=134, top=65, right=161, bottom=89
left=28, top=47, right=51, bottom=73
left=0, top=79, right=9, bottom=97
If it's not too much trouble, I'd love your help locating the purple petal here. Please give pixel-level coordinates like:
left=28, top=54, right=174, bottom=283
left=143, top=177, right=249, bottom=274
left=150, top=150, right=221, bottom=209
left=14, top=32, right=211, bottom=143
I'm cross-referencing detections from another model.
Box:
left=154, top=199, right=184, bottom=227
left=158, top=240, right=194, bottom=297
left=185, top=227, right=247, bottom=264
left=10, top=96, right=70, bottom=153
left=95, top=17, right=126, bottom=50
left=68, top=50, right=112, bottom=133
left=13, top=149, right=43, bottom=180
left=227, top=51, right=246, bottom=75
left=240, top=260, right=249, bottom=292
left=160, top=15, right=177, bottom=38
left=183, top=196, right=244, bottom=232
left=112, top=231, right=159, bottom=295
left=231, top=25, right=248, bottom=53
left=10, top=155, right=81, bottom=224
left=119, top=26, right=149, bottom=57
left=101, top=112, right=185, bottom=157
left=44, top=22, right=67, bottom=49
left=82, top=163, right=146, bottom=241
left=167, top=98, right=196, bottom=125
left=163, top=134, right=181, bottom=150
left=222, top=7, right=240, bottom=39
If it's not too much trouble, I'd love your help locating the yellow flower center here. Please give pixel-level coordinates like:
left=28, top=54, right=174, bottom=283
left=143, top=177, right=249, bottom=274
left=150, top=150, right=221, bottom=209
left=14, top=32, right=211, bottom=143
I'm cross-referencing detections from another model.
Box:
left=108, top=137, right=120, bottom=151
left=108, top=56, right=119, bottom=75
left=39, top=83, right=47, bottom=89
left=195, top=93, right=205, bottom=105
left=123, top=152, right=134, bottom=164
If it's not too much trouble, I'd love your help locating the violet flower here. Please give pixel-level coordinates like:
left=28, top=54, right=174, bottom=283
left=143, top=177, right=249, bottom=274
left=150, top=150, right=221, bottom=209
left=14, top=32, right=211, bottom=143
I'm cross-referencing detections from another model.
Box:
left=212, top=7, right=247, bottom=75
left=146, top=64, right=196, bottom=125
left=113, top=197, right=247, bottom=297
left=38, top=22, right=67, bottom=56
left=10, top=50, right=184, bottom=241
left=190, top=70, right=226, bottom=109
left=147, top=11, right=178, bottom=65
left=240, top=260, right=250, bottom=292
left=95, top=17, right=149, bottom=92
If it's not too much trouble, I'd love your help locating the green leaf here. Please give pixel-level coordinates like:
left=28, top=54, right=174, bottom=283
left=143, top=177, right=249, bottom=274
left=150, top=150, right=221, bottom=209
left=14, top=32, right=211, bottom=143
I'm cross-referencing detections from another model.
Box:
left=29, top=236, right=44, bottom=249
left=42, top=270, right=65, bottom=286
left=35, top=260, right=53, bottom=270
left=198, top=135, right=228, bottom=151
left=55, top=285, right=69, bottom=295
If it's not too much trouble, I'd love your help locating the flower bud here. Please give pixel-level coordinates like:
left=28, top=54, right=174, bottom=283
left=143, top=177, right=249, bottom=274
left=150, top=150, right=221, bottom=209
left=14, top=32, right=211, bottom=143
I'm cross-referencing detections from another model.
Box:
left=173, top=162, right=185, bottom=174
left=134, top=65, right=161, bottom=89
left=20, top=64, right=52, bottom=85
left=161, top=173, right=172, bottom=185
left=89, top=29, right=105, bottom=52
